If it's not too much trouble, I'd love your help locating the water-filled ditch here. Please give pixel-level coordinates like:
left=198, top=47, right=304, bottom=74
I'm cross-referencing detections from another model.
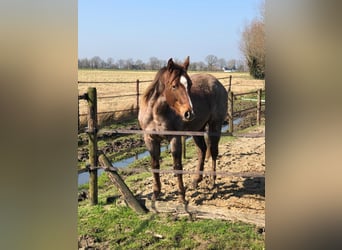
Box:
left=78, top=118, right=242, bottom=186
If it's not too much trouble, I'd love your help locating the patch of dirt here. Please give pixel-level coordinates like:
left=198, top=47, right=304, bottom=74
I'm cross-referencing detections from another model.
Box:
left=133, top=124, right=265, bottom=227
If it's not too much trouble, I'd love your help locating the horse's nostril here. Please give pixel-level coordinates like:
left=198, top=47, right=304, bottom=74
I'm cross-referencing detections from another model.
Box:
left=185, top=111, right=190, bottom=119
left=184, top=111, right=195, bottom=121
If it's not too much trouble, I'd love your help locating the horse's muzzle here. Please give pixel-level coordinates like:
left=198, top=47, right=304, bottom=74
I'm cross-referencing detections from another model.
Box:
left=184, top=110, right=195, bottom=121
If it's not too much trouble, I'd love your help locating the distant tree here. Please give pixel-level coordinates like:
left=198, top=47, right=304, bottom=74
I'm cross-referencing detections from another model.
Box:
left=218, top=58, right=227, bottom=70
left=226, top=59, right=237, bottom=70
left=188, top=61, right=197, bottom=71
left=188, top=61, right=206, bottom=71
left=134, top=59, right=145, bottom=70
left=78, top=58, right=90, bottom=68
left=236, top=59, right=247, bottom=72
left=149, top=57, right=162, bottom=70
left=240, top=2, right=265, bottom=79
left=125, top=58, right=134, bottom=69
left=106, top=57, right=114, bottom=68
left=205, top=55, right=218, bottom=71
left=117, top=59, right=125, bottom=69
left=89, top=56, right=103, bottom=69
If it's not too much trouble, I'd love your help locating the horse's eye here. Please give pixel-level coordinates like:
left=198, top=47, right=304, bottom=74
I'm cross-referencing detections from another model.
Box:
left=172, top=85, right=177, bottom=90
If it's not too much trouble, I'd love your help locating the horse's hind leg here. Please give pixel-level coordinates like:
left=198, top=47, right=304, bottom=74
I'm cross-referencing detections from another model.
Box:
left=192, top=135, right=207, bottom=188
left=208, top=122, right=222, bottom=186
left=170, top=136, right=186, bottom=203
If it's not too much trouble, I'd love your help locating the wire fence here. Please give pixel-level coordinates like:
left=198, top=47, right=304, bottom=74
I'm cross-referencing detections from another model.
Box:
left=80, top=165, right=265, bottom=179
left=78, top=76, right=232, bottom=117
left=77, top=75, right=265, bottom=128
left=78, top=86, right=265, bottom=205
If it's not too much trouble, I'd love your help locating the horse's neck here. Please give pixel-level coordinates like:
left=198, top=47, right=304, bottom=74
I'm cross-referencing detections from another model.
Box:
left=152, top=95, right=171, bottom=120
left=147, top=95, right=179, bottom=129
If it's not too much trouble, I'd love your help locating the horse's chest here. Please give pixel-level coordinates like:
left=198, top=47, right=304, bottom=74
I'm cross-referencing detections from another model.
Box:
left=152, top=118, right=172, bottom=131
left=145, top=114, right=180, bottom=132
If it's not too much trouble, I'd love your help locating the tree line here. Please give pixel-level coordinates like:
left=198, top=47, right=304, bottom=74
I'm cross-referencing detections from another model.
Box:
left=78, top=55, right=247, bottom=72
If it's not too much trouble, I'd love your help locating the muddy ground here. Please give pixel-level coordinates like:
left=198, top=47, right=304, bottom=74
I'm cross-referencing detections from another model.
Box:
left=130, top=122, right=265, bottom=227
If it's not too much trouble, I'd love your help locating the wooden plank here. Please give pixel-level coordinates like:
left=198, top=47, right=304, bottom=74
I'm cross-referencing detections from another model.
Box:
left=98, top=153, right=148, bottom=214
left=234, top=90, right=258, bottom=96
left=144, top=200, right=265, bottom=228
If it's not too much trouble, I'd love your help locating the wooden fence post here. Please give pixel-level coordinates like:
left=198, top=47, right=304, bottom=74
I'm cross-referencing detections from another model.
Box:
left=87, top=87, right=98, bottom=205
left=78, top=97, right=80, bottom=131
left=182, top=136, right=186, bottom=159
left=257, top=89, right=262, bottom=125
left=98, top=154, right=148, bottom=214
left=136, top=79, right=140, bottom=114
left=228, top=91, right=234, bottom=134
left=228, top=75, right=232, bottom=92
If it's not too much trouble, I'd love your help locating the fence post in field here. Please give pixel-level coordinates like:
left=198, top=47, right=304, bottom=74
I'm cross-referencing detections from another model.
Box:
left=78, top=97, right=80, bottom=131
left=228, top=91, right=234, bottom=134
left=136, top=79, right=140, bottom=114
left=228, top=75, right=232, bottom=92
left=87, top=87, right=98, bottom=205
left=257, top=89, right=262, bottom=125
left=181, top=136, right=186, bottom=159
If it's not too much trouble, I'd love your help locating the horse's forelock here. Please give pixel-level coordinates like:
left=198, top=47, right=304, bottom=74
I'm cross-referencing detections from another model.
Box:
left=142, top=61, right=189, bottom=104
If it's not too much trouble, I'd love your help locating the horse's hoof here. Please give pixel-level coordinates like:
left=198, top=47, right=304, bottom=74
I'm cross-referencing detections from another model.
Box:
left=192, top=177, right=202, bottom=189
left=208, top=181, right=216, bottom=190
left=178, top=196, right=187, bottom=204
left=152, top=191, right=160, bottom=201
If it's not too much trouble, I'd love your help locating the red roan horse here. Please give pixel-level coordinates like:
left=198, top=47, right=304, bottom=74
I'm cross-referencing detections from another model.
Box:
left=138, top=56, right=227, bottom=202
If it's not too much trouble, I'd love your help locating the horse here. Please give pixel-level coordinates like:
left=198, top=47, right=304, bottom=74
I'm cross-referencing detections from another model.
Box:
left=138, top=56, right=227, bottom=202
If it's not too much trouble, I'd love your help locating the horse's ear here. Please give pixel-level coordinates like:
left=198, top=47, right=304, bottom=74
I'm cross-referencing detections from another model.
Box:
left=167, top=58, right=174, bottom=72
left=183, top=56, right=190, bottom=71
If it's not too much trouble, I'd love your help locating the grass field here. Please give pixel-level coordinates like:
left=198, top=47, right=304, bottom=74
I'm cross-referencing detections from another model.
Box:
left=78, top=70, right=265, bottom=126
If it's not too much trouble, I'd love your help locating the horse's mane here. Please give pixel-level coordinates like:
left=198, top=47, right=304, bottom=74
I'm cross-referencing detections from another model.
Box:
left=142, top=67, right=167, bottom=104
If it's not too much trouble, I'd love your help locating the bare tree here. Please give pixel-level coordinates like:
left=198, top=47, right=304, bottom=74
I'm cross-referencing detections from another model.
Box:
left=78, top=58, right=90, bottom=68
left=226, top=59, right=236, bottom=70
left=240, top=1, right=265, bottom=79
left=149, top=57, right=162, bottom=70
left=106, top=57, right=114, bottom=68
left=90, top=56, right=103, bottom=69
left=117, top=59, right=125, bottom=69
left=205, top=55, right=218, bottom=71
left=134, top=59, right=145, bottom=70
left=125, top=58, right=134, bottom=69
left=218, top=58, right=227, bottom=70
left=236, top=59, right=247, bottom=72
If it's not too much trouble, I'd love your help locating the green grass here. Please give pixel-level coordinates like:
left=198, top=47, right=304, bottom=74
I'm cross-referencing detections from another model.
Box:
left=78, top=204, right=264, bottom=249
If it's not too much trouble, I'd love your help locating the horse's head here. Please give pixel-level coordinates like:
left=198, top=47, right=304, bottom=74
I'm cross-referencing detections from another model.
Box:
left=162, top=56, right=195, bottom=121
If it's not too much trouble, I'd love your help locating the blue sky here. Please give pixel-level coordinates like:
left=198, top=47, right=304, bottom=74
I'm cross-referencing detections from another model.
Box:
left=78, top=0, right=262, bottom=63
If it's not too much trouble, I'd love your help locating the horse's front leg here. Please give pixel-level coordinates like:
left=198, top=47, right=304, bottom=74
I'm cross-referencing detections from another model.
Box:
left=170, top=136, right=186, bottom=203
left=192, top=135, right=207, bottom=188
left=145, top=135, right=161, bottom=201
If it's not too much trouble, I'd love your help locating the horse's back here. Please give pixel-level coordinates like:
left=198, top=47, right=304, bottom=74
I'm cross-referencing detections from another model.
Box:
left=190, top=74, right=228, bottom=122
